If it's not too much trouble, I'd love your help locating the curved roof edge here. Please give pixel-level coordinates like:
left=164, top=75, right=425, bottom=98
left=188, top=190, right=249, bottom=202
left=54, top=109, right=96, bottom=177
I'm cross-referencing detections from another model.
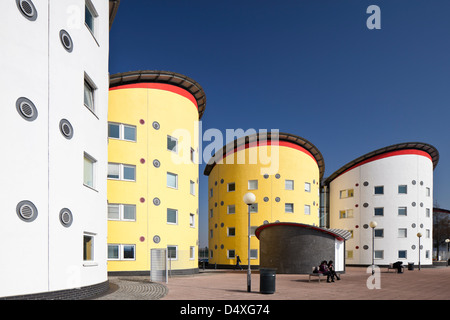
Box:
left=109, top=70, right=207, bottom=119
left=203, top=132, right=325, bottom=179
left=255, top=222, right=352, bottom=241
left=434, top=207, right=450, bottom=215
left=109, top=0, right=120, bottom=30
left=323, top=142, right=439, bottom=185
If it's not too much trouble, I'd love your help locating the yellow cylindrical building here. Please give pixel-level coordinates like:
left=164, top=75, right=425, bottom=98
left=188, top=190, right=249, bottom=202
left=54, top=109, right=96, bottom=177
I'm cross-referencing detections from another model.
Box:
left=204, top=132, right=324, bottom=267
left=107, top=70, right=206, bottom=275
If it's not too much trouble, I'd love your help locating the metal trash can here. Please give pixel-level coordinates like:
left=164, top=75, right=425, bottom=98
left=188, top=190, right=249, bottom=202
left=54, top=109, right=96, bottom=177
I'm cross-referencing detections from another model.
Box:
left=408, top=262, right=414, bottom=271
left=260, top=268, right=276, bottom=294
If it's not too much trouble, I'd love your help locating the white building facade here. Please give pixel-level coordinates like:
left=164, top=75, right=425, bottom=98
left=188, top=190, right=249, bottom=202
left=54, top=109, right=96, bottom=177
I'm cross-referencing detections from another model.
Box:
left=325, top=143, right=439, bottom=267
left=0, top=0, right=118, bottom=299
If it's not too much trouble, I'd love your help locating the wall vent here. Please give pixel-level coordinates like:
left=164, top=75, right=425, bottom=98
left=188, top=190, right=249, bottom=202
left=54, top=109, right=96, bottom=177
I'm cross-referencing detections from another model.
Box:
left=16, top=97, right=38, bottom=121
left=59, top=119, right=74, bottom=139
left=16, top=200, right=38, bottom=222
left=59, top=30, right=73, bottom=52
left=16, top=0, right=37, bottom=21
left=59, top=208, right=73, bottom=227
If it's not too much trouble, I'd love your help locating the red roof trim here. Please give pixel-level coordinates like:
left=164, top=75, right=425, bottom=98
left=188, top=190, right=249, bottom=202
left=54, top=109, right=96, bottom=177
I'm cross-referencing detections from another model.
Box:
left=255, top=222, right=345, bottom=241
left=337, top=149, right=432, bottom=178
left=216, top=140, right=317, bottom=165
left=109, top=83, right=198, bottom=109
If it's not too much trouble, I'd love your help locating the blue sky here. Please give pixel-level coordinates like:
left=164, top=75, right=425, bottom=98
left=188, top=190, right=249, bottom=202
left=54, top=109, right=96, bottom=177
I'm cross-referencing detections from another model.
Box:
left=109, top=0, right=450, bottom=247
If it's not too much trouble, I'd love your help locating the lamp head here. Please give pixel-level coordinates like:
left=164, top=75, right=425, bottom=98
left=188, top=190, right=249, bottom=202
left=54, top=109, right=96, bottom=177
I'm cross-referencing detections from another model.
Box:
left=243, top=192, right=256, bottom=205
left=369, top=221, right=377, bottom=229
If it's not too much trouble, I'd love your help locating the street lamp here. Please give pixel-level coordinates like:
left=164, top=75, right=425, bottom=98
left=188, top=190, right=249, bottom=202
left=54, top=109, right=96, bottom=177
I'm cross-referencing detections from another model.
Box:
left=369, top=221, right=377, bottom=275
left=243, top=192, right=256, bottom=293
left=417, top=232, right=423, bottom=271
left=446, top=239, right=450, bottom=266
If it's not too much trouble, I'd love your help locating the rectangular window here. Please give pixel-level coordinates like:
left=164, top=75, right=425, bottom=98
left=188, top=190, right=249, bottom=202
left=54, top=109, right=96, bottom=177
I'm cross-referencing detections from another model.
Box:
left=167, top=208, right=178, bottom=224
left=83, top=153, right=96, bottom=189
left=250, top=249, right=258, bottom=259
left=339, top=209, right=353, bottom=219
left=339, top=189, right=354, bottom=198
left=190, top=148, right=195, bottom=163
left=304, top=182, right=311, bottom=192
left=374, top=207, right=384, bottom=216
left=108, top=123, right=120, bottom=139
left=123, top=245, right=135, bottom=260
left=167, top=172, right=178, bottom=189
left=108, top=122, right=136, bottom=142
left=374, top=229, right=384, bottom=238
left=107, top=163, right=136, bottom=181
left=227, top=227, right=235, bottom=237
left=107, top=244, right=119, bottom=260
left=249, top=203, right=258, bottom=213
left=285, top=203, right=294, bottom=213
left=210, top=188, right=213, bottom=198
left=374, top=186, right=384, bottom=195
left=210, top=229, right=213, bottom=238
left=227, top=182, right=235, bottom=192
left=227, top=250, right=235, bottom=259
left=167, top=135, right=178, bottom=153
left=108, top=204, right=136, bottom=221
left=83, top=234, right=94, bottom=261
left=398, top=185, right=407, bottom=194
left=85, top=0, right=98, bottom=36
left=167, top=246, right=178, bottom=260
left=190, top=213, right=195, bottom=228
left=84, top=74, right=96, bottom=114
left=426, top=229, right=430, bottom=238
left=398, top=207, right=407, bottom=216
left=250, top=226, right=258, bottom=236
left=227, top=205, right=235, bottom=214
left=426, top=208, right=430, bottom=217
left=398, top=250, right=407, bottom=259
left=123, top=165, right=136, bottom=181
left=285, top=180, right=294, bottom=190
left=210, top=209, right=213, bottom=218
left=426, top=187, right=430, bottom=197
left=398, top=228, right=407, bottom=238
left=190, top=180, right=195, bottom=195
left=190, top=246, right=195, bottom=260
left=304, top=205, right=311, bottom=215
left=374, top=250, right=384, bottom=259
left=248, top=180, right=258, bottom=190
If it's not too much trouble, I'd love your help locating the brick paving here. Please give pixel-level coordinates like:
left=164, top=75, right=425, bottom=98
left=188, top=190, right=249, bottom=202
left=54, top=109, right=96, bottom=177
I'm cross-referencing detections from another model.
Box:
left=93, top=266, right=450, bottom=300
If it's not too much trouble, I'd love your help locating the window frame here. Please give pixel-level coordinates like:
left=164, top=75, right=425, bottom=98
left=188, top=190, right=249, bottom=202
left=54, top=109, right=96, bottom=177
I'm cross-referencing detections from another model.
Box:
left=108, top=203, right=136, bottom=221
left=108, top=122, right=137, bottom=142
left=285, top=203, right=294, bottom=213
left=166, top=172, right=178, bottom=189
left=107, top=163, right=136, bottom=181
left=248, top=180, right=258, bottom=190
left=83, top=152, right=97, bottom=190
left=85, top=0, right=99, bottom=40
left=167, top=135, right=178, bottom=154
left=84, top=73, right=97, bottom=115
left=285, top=179, right=294, bottom=190
left=167, top=208, right=178, bottom=225
left=227, top=182, right=236, bottom=192
left=398, top=184, right=408, bottom=194
left=374, top=186, right=384, bottom=195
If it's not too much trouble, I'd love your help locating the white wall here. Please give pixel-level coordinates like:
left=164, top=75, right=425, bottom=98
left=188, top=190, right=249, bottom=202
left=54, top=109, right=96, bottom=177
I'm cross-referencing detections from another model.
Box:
left=329, top=153, right=434, bottom=266
left=0, top=0, right=109, bottom=298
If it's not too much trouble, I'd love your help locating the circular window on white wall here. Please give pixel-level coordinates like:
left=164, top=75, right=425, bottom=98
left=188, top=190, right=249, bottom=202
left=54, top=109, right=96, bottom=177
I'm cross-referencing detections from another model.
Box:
left=59, top=119, right=74, bottom=139
left=16, top=0, right=37, bottom=21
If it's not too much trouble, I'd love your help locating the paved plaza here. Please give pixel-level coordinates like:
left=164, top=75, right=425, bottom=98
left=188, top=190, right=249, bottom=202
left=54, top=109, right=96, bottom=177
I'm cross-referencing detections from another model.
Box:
left=94, top=265, right=450, bottom=300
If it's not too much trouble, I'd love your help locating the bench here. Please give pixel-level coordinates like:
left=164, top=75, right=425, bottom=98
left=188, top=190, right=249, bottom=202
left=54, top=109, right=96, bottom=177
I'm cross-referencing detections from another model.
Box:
left=387, top=263, right=405, bottom=273
left=308, top=267, right=341, bottom=282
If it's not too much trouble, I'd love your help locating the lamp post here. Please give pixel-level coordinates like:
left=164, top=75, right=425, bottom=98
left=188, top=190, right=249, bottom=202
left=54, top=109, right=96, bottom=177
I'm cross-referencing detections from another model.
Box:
left=417, top=232, right=423, bottom=270
left=446, top=239, right=450, bottom=265
left=243, top=192, right=256, bottom=293
left=369, top=221, right=377, bottom=275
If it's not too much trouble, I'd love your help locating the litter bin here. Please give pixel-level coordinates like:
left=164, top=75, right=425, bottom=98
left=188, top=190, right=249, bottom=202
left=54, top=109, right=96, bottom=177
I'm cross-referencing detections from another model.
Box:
left=260, top=268, right=276, bottom=294
left=408, top=262, right=414, bottom=271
